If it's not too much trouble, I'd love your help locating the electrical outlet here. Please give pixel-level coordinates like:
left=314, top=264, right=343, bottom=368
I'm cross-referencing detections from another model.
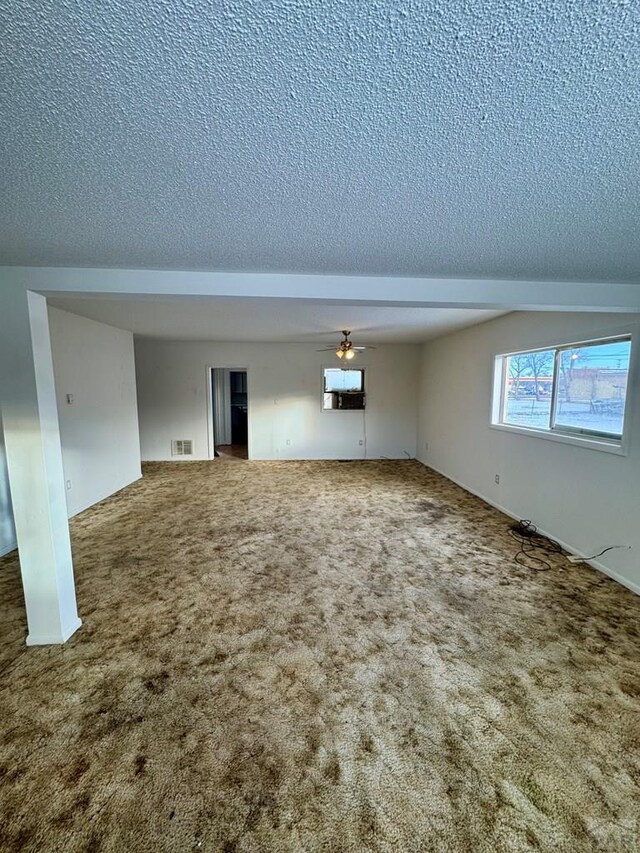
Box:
left=494, top=474, right=500, bottom=484
left=66, top=480, right=72, bottom=490
left=358, top=439, right=364, bottom=445
left=66, top=393, right=74, bottom=405
left=286, top=439, right=291, bottom=446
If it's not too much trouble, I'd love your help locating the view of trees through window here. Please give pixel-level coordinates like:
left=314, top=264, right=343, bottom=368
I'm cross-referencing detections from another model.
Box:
left=501, top=338, right=631, bottom=438
left=504, top=349, right=554, bottom=429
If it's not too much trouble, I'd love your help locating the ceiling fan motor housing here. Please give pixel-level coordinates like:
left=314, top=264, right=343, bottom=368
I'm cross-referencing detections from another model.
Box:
left=317, top=330, right=374, bottom=359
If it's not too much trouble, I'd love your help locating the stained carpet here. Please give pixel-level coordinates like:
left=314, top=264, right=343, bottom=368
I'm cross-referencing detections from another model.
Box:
left=1, top=460, right=639, bottom=852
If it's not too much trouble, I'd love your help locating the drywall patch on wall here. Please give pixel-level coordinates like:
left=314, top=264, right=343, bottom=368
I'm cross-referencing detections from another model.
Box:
left=135, top=341, right=419, bottom=462
left=417, top=310, right=640, bottom=591
left=48, top=307, right=142, bottom=517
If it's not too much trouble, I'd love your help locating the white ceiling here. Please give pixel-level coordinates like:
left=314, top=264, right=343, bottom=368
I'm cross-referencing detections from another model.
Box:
left=48, top=295, right=506, bottom=343
left=2, top=2, right=639, bottom=283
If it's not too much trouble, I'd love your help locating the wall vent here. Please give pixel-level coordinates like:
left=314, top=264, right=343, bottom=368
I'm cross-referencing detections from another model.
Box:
left=171, top=439, right=193, bottom=457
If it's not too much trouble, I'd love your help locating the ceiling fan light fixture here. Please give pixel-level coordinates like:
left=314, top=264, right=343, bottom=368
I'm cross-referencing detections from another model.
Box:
left=317, top=329, right=375, bottom=358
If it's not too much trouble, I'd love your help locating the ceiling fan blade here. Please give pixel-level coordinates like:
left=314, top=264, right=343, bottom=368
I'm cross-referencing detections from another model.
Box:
left=316, top=347, right=338, bottom=351
left=352, top=346, right=376, bottom=350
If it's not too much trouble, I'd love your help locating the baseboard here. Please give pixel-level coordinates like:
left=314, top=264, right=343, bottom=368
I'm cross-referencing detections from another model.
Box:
left=0, top=476, right=143, bottom=555
left=141, top=457, right=209, bottom=462
left=418, top=457, right=640, bottom=597
left=26, top=616, right=82, bottom=646
left=141, top=455, right=412, bottom=462
left=68, top=471, right=143, bottom=518
left=0, top=539, right=17, bottom=557
left=0, top=471, right=142, bottom=552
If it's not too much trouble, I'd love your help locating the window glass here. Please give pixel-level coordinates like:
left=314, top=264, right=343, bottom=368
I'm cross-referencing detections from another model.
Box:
left=323, top=369, right=365, bottom=410
left=323, top=369, right=364, bottom=392
left=554, top=340, right=631, bottom=437
left=503, top=350, right=554, bottom=430
left=494, top=336, right=632, bottom=446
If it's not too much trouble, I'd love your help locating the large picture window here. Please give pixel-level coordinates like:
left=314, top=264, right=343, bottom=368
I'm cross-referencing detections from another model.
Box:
left=493, top=336, right=632, bottom=444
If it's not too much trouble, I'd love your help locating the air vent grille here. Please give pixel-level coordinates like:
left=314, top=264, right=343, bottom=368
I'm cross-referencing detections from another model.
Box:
left=171, top=439, right=193, bottom=457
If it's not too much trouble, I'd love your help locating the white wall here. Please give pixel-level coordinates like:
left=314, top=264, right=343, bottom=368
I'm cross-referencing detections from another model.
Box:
left=0, top=414, right=17, bottom=555
left=0, top=307, right=142, bottom=556
left=135, top=341, right=419, bottom=461
left=417, top=311, right=640, bottom=593
left=47, top=307, right=142, bottom=516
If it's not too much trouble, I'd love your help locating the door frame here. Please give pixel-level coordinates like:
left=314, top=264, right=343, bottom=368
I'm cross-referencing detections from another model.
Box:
left=206, top=365, right=251, bottom=459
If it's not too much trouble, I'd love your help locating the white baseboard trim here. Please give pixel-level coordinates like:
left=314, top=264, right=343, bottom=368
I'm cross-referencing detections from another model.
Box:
left=0, top=539, right=18, bottom=557
left=26, top=616, right=82, bottom=646
left=1, top=472, right=143, bottom=558
left=68, top=472, right=143, bottom=518
left=141, top=455, right=414, bottom=462
left=418, top=457, right=640, bottom=597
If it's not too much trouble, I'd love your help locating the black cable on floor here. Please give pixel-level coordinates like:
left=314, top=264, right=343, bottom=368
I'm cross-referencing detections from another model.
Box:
left=575, top=545, right=629, bottom=561
left=508, top=519, right=564, bottom=572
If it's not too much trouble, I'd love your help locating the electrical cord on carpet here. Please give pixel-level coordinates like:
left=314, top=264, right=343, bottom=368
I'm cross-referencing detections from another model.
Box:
left=509, top=520, right=564, bottom=571
left=509, top=520, right=630, bottom=572
left=566, top=545, right=631, bottom=562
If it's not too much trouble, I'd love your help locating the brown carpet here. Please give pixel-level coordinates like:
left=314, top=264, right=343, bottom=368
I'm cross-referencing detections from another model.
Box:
left=1, top=460, right=639, bottom=852
left=216, top=445, right=249, bottom=460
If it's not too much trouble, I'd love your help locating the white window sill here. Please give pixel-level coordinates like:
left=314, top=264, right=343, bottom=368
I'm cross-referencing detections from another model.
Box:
left=489, top=422, right=628, bottom=456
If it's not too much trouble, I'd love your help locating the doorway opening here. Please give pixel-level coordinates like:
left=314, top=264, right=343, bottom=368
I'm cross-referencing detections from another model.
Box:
left=210, top=368, right=249, bottom=460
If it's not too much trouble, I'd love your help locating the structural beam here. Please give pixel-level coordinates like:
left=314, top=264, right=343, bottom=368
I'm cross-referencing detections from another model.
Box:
left=0, top=290, right=81, bottom=644
left=1, top=267, right=640, bottom=313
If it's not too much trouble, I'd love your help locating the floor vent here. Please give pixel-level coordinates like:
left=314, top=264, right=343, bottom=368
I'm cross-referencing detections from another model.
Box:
left=171, top=439, right=193, bottom=457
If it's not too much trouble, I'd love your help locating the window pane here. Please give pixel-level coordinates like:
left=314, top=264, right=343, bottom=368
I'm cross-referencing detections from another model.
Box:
left=324, top=369, right=364, bottom=392
left=503, top=350, right=555, bottom=430
left=554, top=340, right=630, bottom=437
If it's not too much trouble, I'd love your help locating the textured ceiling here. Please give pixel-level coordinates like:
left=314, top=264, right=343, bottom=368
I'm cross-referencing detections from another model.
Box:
left=1, top=1, right=639, bottom=283
left=47, top=295, right=505, bottom=342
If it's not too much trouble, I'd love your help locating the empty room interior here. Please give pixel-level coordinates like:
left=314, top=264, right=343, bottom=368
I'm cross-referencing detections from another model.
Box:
left=1, top=2, right=639, bottom=852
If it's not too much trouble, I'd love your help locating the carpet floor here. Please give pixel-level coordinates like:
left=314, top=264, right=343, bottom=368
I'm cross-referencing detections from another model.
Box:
left=1, top=460, right=639, bottom=852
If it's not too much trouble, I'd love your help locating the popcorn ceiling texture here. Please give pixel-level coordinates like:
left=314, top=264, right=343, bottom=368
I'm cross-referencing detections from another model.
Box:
left=1, top=0, right=639, bottom=281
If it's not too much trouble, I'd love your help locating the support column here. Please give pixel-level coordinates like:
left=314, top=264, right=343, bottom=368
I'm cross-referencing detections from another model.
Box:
left=0, top=289, right=81, bottom=644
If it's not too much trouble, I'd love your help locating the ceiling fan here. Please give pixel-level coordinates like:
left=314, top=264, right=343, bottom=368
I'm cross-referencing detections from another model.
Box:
left=317, top=330, right=376, bottom=361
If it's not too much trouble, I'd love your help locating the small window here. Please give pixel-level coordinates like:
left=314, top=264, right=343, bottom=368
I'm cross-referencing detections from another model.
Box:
left=323, top=368, right=365, bottom=410
left=502, top=349, right=555, bottom=430
left=493, top=336, right=632, bottom=444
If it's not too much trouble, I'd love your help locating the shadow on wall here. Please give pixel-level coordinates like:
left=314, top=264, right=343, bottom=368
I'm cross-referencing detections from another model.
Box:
left=0, top=412, right=17, bottom=554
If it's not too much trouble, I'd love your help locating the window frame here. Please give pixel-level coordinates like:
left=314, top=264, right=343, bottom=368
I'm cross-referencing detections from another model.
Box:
left=321, top=366, right=366, bottom=411
left=490, top=330, right=636, bottom=456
